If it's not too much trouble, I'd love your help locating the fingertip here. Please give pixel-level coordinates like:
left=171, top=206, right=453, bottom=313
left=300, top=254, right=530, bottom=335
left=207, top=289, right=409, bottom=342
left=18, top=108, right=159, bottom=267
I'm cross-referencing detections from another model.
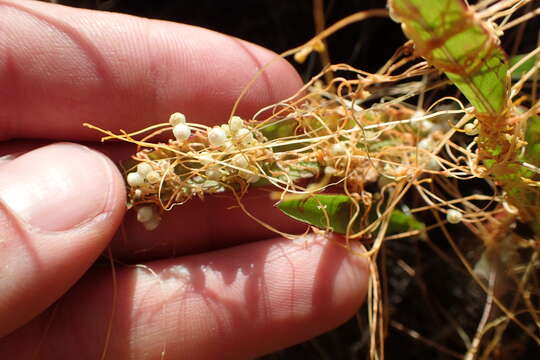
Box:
left=315, top=237, right=370, bottom=325
left=0, top=142, right=126, bottom=336
left=0, top=142, right=125, bottom=231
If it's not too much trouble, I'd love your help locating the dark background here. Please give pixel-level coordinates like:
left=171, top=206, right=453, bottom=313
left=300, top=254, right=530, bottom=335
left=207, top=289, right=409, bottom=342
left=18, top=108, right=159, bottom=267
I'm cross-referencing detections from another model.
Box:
left=53, top=0, right=405, bottom=79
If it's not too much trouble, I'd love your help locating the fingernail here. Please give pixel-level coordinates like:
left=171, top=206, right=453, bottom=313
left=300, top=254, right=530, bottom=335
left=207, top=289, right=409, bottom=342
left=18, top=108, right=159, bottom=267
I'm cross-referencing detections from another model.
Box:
left=0, top=143, right=115, bottom=231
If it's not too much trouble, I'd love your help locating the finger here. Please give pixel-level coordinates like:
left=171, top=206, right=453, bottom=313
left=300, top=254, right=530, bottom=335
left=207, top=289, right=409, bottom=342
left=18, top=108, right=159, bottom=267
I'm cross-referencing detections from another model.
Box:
left=0, top=0, right=302, bottom=141
left=0, top=140, right=137, bottom=167
left=0, top=143, right=126, bottom=336
left=112, top=191, right=307, bottom=262
left=0, top=141, right=305, bottom=261
left=0, top=235, right=369, bottom=360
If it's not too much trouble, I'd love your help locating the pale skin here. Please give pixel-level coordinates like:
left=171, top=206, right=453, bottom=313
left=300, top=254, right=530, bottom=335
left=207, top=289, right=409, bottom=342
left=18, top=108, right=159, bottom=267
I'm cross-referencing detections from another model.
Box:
left=0, top=1, right=369, bottom=359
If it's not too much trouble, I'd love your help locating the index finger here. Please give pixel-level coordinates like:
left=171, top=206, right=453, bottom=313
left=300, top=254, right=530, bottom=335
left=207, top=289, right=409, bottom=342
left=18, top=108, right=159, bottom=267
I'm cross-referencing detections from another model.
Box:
left=0, top=0, right=302, bottom=141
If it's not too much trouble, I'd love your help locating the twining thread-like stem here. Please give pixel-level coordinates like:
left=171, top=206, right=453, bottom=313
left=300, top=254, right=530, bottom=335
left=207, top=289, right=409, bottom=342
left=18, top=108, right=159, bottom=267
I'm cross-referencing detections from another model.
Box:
left=389, top=0, right=540, bottom=229
left=86, top=3, right=540, bottom=358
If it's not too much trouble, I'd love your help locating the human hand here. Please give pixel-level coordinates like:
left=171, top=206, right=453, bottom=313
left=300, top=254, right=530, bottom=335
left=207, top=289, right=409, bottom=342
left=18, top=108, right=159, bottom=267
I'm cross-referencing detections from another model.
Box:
left=0, top=1, right=369, bottom=358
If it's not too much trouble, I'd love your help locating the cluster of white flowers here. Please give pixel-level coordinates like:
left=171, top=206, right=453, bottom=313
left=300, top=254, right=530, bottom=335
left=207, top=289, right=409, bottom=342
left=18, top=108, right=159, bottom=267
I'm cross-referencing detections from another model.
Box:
left=417, top=135, right=441, bottom=171
left=128, top=113, right=268, bottom=231
left=204, top=116, right=260, bottom=183
left=377, top=163, right=409, bottom=189
left=136, top=205, right=161, bottom=231
left=170, top=112, right=191, bottom=142
left=126, top=162, right=162, bottom=230
left=207, top=116, right=256, bottom=149
left=127, top=162, right=161, bottom=187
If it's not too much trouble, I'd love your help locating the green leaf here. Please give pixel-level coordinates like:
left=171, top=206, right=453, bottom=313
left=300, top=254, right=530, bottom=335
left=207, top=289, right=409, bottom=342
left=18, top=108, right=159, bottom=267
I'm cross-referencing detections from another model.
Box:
left=251, top=162, right=320, bottom=187
left=258, top=118, right=303, bottom=152
left=278, top=194, right=358, bottom=234
left=259, top=119, right=296, bottom=140
left=389, top=0, right=509, bottom=116
left=277, top=194, right=425, bottom=235
left=510, top=54, right=538, bottom=80
left=524, top=116, right=540, bottom=167
left=388, top=209, right=425, bottom=234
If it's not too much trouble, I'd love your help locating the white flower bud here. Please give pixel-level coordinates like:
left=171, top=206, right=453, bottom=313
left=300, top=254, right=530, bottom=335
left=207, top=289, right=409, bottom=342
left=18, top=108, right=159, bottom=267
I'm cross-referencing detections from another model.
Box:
left=229, top=116, right=244, bottom=132
left=199, top=152, right=214, bottom=166
left=169, top=112, right=186, bottom=126
left=324, top=166, right=337, bottom=175
left=425, top=158, right=440, bottom=171
left=446, top=209, right=463, bottom=224
left=417, top=137, right=435, bottom=150
left=223, top=140, right=234, bottom=151
left=331, top=142, right=347, bottom=156
left=208, top=127, right=227, bottom=147
left=137, top=162, right=153, bottom=176
left=136, top=206, right=154, bottom=223
left=418, top=119, right=434, bottom=132
left=143, top=217, right=161, bottom=231
left=220, top=124, right=231, bottom=137
left=205, top=165, right=221, bottom=181
left=235, top=127, right=253, bottom=145
left=157, top=160, right=170, bottom=170
left=133, top=189, right=143, bottom=200
left=173, top=123, right=191, bottom=142
left=231, top=154, right=249, bottom=169
left=146, top=170, right=161, bottom=184
left=464, top=122, right=479, bottom=136
left=127, top=172, right=145, bottom=187
left=246, top=173, right=260, bottom=183
left=238, top=168, right=260, bottom=183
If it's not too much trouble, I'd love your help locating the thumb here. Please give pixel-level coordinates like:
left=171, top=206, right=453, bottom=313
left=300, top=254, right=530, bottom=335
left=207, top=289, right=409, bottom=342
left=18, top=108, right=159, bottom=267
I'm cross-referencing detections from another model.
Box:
left=0, top=143, right=125, bottom=337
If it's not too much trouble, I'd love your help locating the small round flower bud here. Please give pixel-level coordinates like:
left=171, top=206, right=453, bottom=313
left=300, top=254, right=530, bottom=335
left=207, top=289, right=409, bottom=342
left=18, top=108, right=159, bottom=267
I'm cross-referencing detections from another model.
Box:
left=157, top=160, right=170, bottom=170
left=464, top=123, right=479, bottom=136
left=146, top=170, right=161, bottom=184
left=173, top=123, right=191, bottom=142
left=133, top=188, right=143, bottom=200
left=198, top=152, right=215, bottom=166
left=137, top=162, right=153, bottom=176
left=331, top=142, right=347, bottom=156
left=446, top=209, right=463, bottom=224
left=229, top=116, right=244, bottom=132
left=238, top=167, right=260, bottom=183
left=223, top=140, right=234, bottom=151
left=205, top=165, right=221, bottom=181
left=324, top=166, right=337, bottom=175
left=246, top=173, right=260, bottom=183
left=136, top=206, right=154, bottom=223
left=127, top=172, right=145, bottom=187
left=208, top=127, right=227, bottom=147
left=143, top=217, right=161, bottom=231
left=417, top=137, right=435, bottom=150
left=220, top=124, right=231, bottom=136
left=425, top=158, right=440, bottom=171
left=231, top=154, right=249, bottom=169
left=169, top=112, right=186, bottom=126
left=235, top=128, right=253, bottom=145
